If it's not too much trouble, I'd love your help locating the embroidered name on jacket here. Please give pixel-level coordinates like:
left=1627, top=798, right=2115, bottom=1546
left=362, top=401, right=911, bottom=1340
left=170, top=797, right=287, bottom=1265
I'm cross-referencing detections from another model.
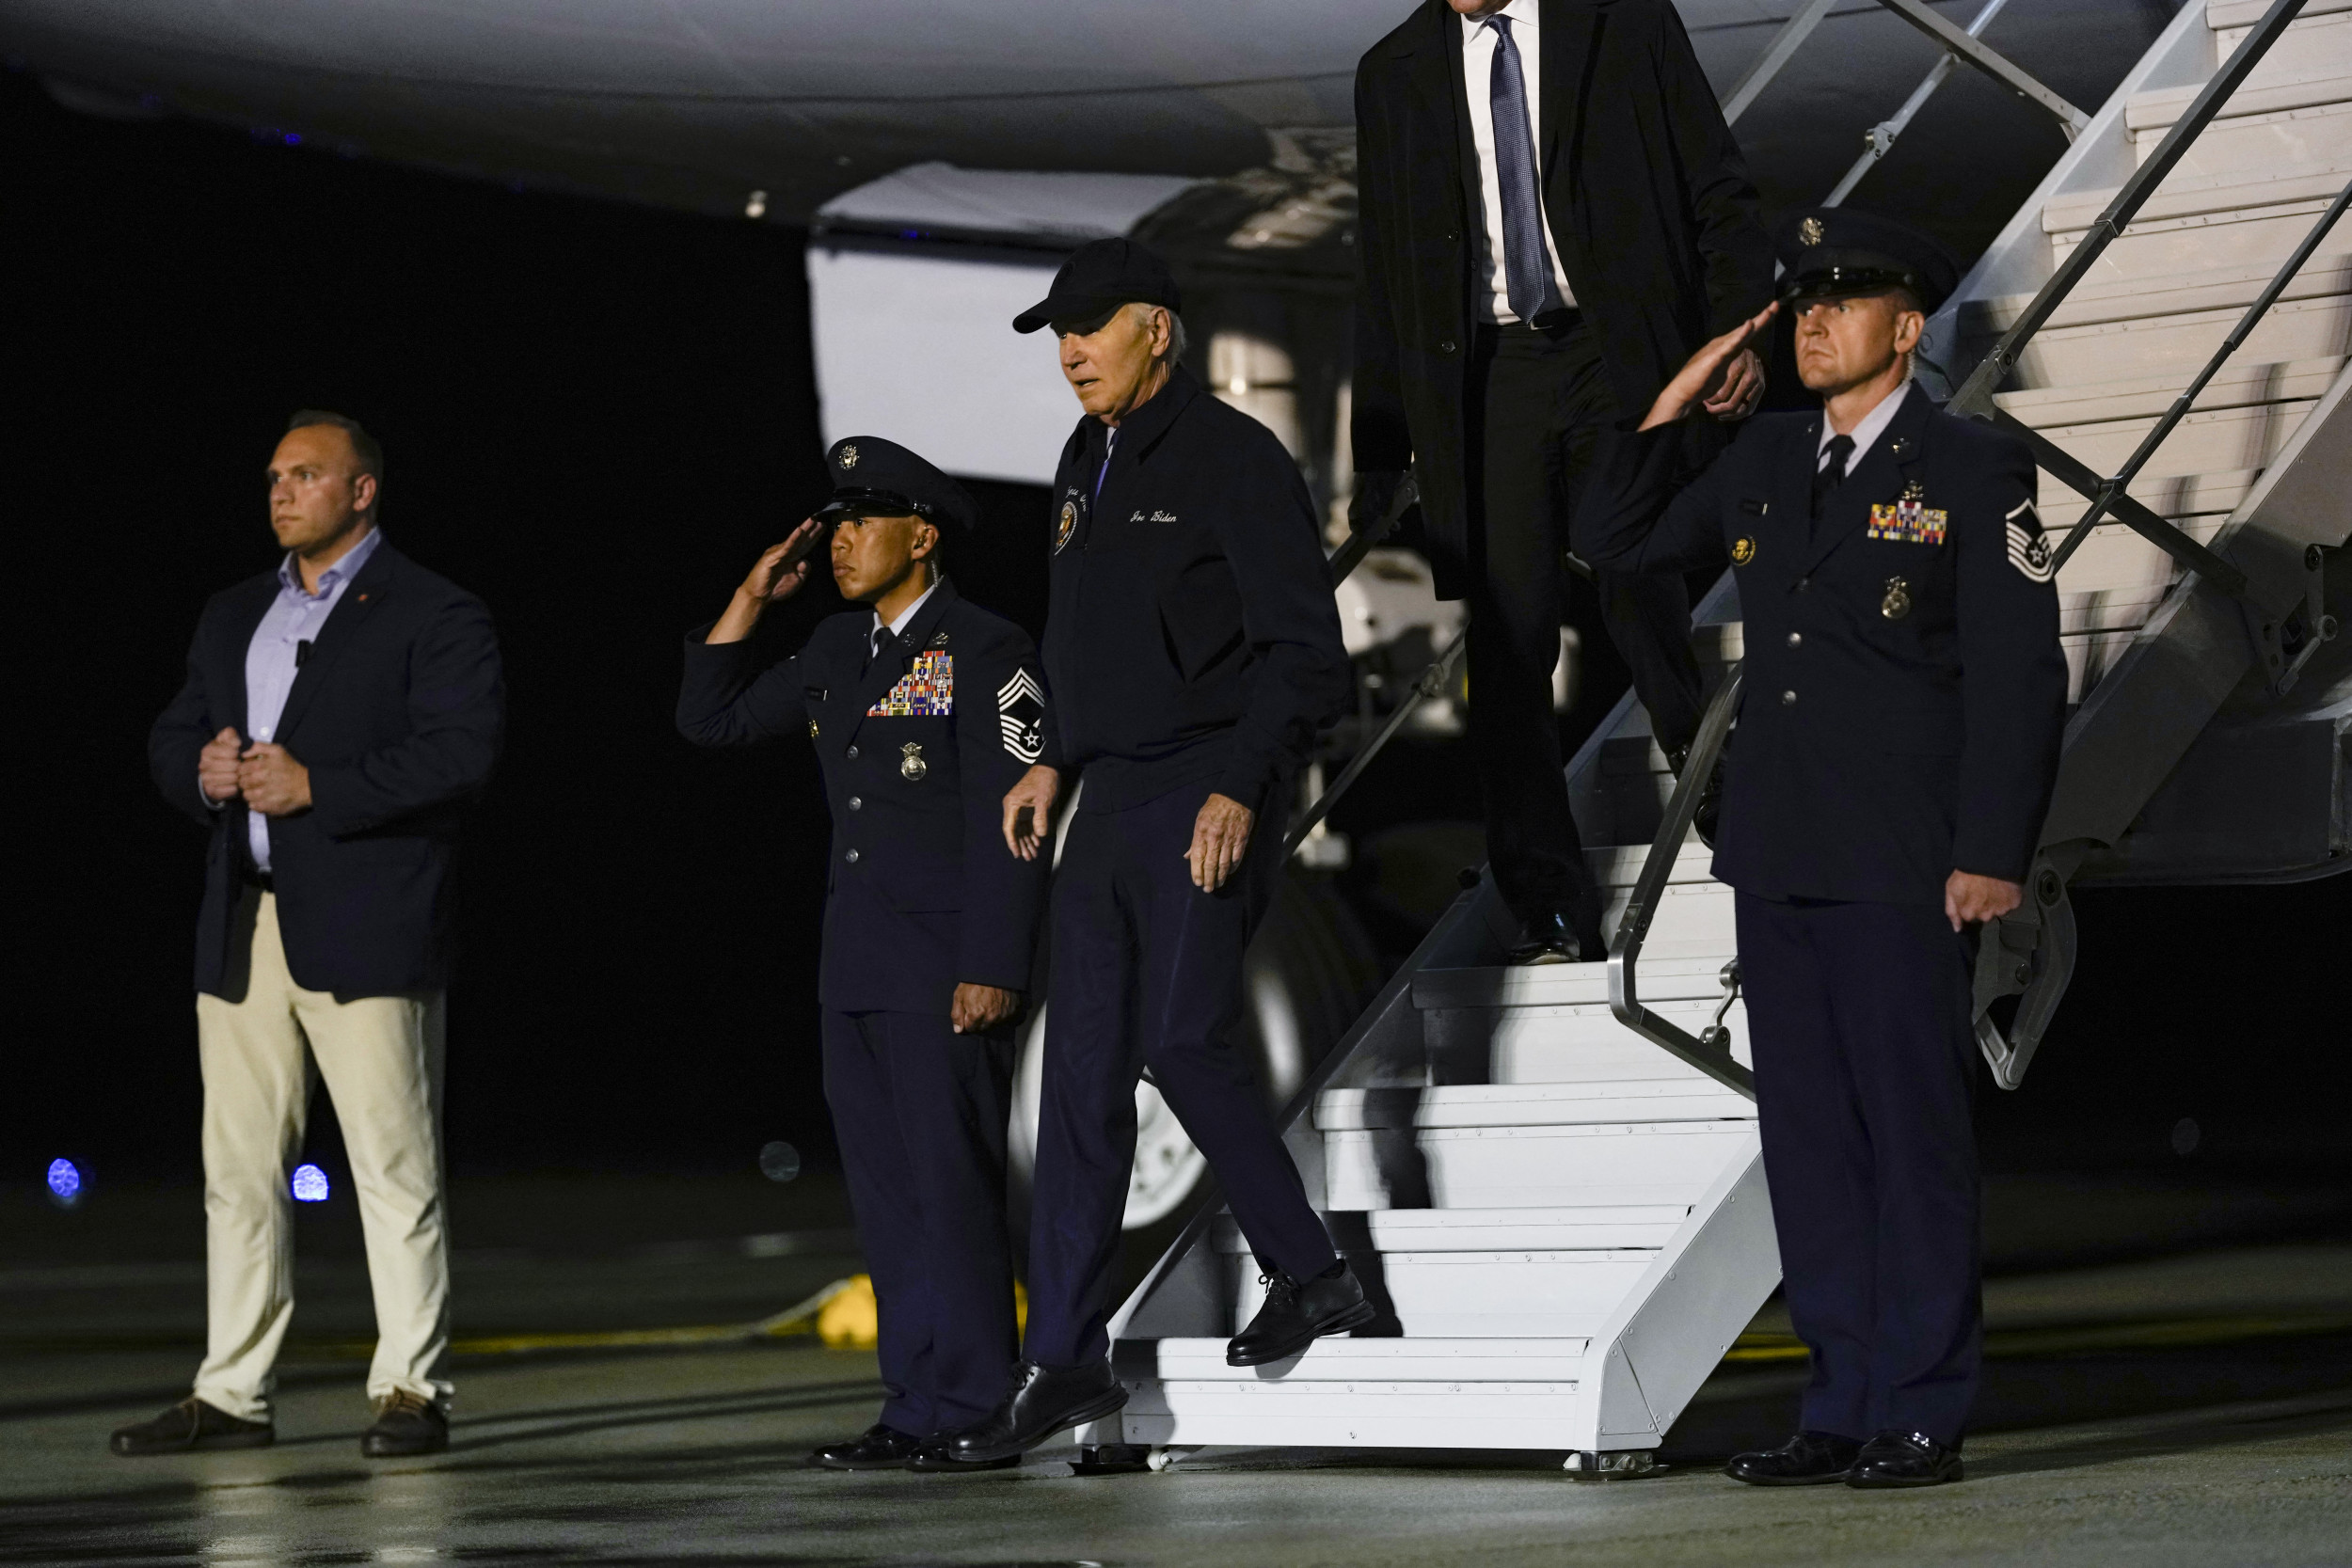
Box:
left=1867, top=498, right=1947, bottom=546
left=868, top=652, right=952, bottom=716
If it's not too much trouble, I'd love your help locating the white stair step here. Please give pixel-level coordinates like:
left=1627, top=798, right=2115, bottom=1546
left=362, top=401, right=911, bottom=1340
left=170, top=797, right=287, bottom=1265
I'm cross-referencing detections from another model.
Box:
left=2137, top=97, right=2352, bottom=179
left=2036, top=469, right=2256, bottom=533
left=2013, top=293, right=2348, bottom=386
left=1414, top=956, right=1728, bottom=1012
left=1142, top=1336, right=1592, bottom=1382
left=2046, top=514, right=2235, bottom=594
left=1233, top=1251, right=1647, bottom=1338
left=2036, top=397, right=2316, bottom=481
left=2042, top=164, right=2350, bottom=240
left=1315, top=1081, right=1754, bottom=1131
left=1117, top=1377, right=1589, bottom=1449
left=1324, top=1120, right=1756, bottom=1211
left=2211, top=0, right=2352, bottom=32
left=2053, top=194, right=2350, bottom=281
left=1992, top=253, right=2350, bottom=334
left=2130, top=67, right=2352, bottom=134
left=2057, top=591, right=2169, bottom=635
left=1581, top=841, right=1717, bottom=889
left=2211, top=9, right=2352, bottom=84
left=1996, top=355, right=2344, bottom=425
left=1216, top=1207, right=1694, bottom=1254
left=1487, top=1006, right=1755, bottom=1085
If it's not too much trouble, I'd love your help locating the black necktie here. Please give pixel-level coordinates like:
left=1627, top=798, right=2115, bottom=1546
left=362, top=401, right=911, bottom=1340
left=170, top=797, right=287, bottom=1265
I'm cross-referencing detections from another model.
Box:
left=1486, top=16, right=1563, bottom=325
left=869, top=626, right=891, bottom=672
left=1813, top=435, right=1855, bottom=520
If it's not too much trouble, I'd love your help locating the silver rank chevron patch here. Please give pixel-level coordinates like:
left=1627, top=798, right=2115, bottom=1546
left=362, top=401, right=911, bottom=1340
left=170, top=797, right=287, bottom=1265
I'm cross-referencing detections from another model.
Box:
left=2006, top=499, right=2057, bottom=583
left=996, top=669, right=1046, bottom=763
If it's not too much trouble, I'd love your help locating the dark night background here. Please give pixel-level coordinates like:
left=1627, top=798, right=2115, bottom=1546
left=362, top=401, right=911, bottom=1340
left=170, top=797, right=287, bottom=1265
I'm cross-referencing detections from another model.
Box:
left=6, top=64, right=2345, bottom=1206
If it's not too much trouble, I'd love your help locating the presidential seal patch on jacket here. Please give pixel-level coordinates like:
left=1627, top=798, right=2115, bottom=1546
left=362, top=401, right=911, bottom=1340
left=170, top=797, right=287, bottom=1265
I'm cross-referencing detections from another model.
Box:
left=868, top=651, right=952, bottom=716
left=1055, top=493, right=1084, bottom=555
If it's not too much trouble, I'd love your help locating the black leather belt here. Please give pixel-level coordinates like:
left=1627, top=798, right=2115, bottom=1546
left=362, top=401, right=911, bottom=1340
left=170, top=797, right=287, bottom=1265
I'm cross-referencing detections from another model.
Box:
left=240, top=869, right=275, bottom=895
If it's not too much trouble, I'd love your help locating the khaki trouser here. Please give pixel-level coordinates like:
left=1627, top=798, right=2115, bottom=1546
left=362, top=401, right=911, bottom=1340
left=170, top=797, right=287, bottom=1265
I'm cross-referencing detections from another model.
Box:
left=193, top=888, right=451, bottom=1420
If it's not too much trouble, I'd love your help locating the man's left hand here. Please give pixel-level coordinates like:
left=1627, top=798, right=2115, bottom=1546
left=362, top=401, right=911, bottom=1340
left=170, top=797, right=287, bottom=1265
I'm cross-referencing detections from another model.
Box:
left=1186, top=793, right=1255, bottom=893
left=1703, top=347, right=1767, bottom=420
left=951, top=983, right=1022, bottom=1035
left=238, top=744, right=312, bottom=816
left=1945, top=870, right=2023, bottom=931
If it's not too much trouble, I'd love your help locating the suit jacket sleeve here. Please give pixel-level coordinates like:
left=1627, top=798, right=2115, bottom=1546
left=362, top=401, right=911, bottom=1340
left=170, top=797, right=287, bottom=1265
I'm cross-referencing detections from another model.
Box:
left=953, top=621, right=1051, bottom=991
left=1214, top=439, right=1355, bottom=807
left=1953, top=439, right=2068, bottom=880
left=1572, top=422, right=1736, bottom=577
left=150, top=596, right=231, bottom=827
left=307, top=594, right=505, bottom=838
left=1653, top=2, right=1774, bottom=337
left=675, top=625, right=811, bottom=747
left=1349, top=61, right=1415, bottom=476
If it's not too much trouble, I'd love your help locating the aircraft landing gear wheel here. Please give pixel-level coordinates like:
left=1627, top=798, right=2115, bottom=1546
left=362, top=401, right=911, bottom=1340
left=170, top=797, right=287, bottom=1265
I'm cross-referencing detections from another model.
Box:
left=1070, top=1444, right=1152, bottom=1476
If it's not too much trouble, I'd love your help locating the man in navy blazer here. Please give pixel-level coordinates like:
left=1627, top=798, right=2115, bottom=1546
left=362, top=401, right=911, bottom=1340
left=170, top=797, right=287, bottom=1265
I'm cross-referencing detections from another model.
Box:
left=123, top=411, right=503, bottom=1462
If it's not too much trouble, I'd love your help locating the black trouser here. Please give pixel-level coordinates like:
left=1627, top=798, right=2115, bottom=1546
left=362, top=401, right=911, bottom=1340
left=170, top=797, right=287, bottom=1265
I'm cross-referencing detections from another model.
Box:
left=1023, top=776, right=1336, bottom=1369
left=1734, top=893, right=1983, bottom=1446
left=822, top=1008, right=1018, bottom=1435
left=1466, top=318, right=1706, bottom=933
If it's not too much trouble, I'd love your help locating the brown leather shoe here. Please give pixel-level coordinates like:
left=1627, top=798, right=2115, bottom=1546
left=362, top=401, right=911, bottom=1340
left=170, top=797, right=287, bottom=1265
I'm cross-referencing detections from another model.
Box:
left=111, top=1397, right=274, bottom=1457
left=361, top=1391, right=449, bottom=1458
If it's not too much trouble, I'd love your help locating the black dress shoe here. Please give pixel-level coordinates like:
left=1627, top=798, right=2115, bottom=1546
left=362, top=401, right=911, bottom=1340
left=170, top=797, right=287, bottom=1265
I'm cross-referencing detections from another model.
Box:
left=360, top=1392, right=449, bottom=1458
left=1227, top=1259, right=1377, bottom=1367
left=1506, top=911, right=1592, bottom=966
left=110, top=1398, right=274, bottom=1457
left=1724, top=1430, right=1861, bottom=1486
left=1847, top=1430, right=1963, bottom=1488
left=907, top=1438, right=1020, bottom=1472
left=946, top=1360, right=1127, bottom=1465
left=811, top=1422, right=924, bottom=1470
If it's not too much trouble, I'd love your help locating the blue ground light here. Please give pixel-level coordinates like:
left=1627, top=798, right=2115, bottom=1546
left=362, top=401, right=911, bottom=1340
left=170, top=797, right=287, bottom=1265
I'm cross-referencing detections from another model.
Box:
left=291, top=1164, right=331, bottom=1203
left=45, top=1159, right=81, bottom=1205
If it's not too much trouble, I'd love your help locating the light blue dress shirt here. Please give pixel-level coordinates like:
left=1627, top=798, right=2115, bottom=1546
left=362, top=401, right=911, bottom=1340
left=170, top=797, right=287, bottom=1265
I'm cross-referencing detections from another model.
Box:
left=227, top=528, right=385, bottom=872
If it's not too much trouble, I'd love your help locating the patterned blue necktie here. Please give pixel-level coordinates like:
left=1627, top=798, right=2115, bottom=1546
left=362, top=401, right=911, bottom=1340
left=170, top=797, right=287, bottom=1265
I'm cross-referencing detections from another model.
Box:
left=1487, top=15, right=1563, bottom=325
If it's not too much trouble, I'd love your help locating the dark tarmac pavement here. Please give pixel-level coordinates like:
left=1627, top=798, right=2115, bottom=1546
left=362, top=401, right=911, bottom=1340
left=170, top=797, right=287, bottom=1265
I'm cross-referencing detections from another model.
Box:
left=5, top=1172, right=2347, bottom=1567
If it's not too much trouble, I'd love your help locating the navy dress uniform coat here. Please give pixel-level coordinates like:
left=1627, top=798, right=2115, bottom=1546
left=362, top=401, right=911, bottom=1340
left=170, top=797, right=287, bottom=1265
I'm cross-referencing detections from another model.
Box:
left=149, top=542, right=505, bottom=1001
left=1022, top=367, right=1356, bottom=1370
left=1575, top=383, right=2067, bottom=1446
left=677, top=576, right=1049, bottom=1436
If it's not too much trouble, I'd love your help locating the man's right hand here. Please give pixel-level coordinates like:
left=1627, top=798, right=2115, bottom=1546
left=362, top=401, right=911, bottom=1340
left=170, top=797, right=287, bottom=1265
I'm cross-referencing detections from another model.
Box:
left=1348, top=469, right=1409, bottom=537
left=1640, top=303, right=1780, bottom=431
left=199, top=727, right=244, bottom=804
left=707, top=518, right=825, bottom=643
left=1002, top=764, right=1063, bottom=861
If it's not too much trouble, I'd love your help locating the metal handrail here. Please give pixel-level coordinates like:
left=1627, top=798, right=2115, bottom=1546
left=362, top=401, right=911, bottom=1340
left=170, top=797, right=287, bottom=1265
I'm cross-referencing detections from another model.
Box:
left=1280, top=476, right=1440, bottom=862
left=1605, top=662, right=1755, bottom=1100
left=1724, top=0, right=2086, bottom=136
left=1824, top=0, right=2011, bottom=208
left=1948, top=0, right=2309, bottom=420
left=2045, top=177, right=2350, bottom=577
left=1283, top=623, right=1468, bottom=861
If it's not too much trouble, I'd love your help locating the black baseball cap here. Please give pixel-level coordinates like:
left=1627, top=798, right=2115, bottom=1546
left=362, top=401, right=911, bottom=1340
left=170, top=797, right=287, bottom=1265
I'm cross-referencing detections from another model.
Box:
left=1011, top=237, right=1184, bottom=335
left=1775, top=207, right=1960, bottom=314
left=813, top=436, right=981, bottom=532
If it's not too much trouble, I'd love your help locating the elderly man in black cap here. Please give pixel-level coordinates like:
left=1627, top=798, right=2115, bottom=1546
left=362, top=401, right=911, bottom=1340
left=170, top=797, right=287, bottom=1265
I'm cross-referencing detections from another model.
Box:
left=1575, top=210, right=2067, bottom=1489
left=678, top=436, right=1051, bottom=1473
left=946, top=239, right=1361, bottom=1465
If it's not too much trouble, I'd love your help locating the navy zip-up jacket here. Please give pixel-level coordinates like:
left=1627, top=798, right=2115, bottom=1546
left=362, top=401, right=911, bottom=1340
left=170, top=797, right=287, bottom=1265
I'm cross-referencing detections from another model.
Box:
left=1037, top=368, right=1351, bottom=815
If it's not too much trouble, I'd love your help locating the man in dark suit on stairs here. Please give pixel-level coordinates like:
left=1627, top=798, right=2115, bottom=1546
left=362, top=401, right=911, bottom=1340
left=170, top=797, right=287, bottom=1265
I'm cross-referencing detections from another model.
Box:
left=124, top=411, right=504, bottom=1461
left=1351, top=0, right=1776, bottom=962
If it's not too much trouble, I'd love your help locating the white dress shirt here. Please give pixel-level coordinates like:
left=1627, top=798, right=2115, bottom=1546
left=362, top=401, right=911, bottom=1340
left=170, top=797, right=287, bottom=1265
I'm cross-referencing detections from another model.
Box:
left=1819, top=373, right=1919, bottom=471
left=232, top=526, right=385, bottom=873
left=871, top=577, right=940, bottom=653
left=1460, top=0, right=1578, bottom=325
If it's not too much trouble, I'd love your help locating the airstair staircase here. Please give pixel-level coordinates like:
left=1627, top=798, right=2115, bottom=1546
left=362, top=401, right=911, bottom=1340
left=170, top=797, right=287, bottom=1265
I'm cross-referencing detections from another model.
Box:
left=1077, top=0, right=2350, bottom=1473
